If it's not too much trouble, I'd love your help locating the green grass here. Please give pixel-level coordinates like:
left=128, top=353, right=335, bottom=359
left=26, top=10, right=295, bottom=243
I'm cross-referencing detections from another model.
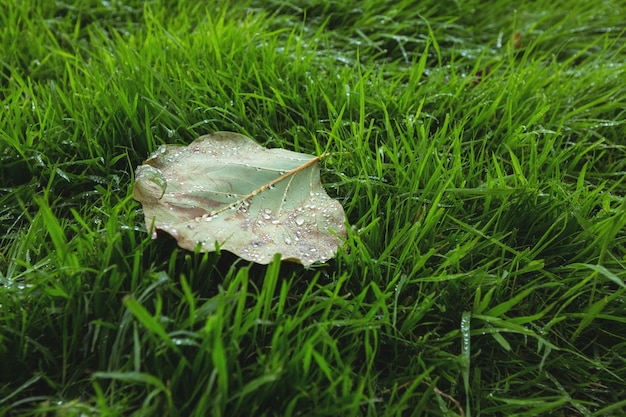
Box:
left=1, top=0, right=626, bottom=415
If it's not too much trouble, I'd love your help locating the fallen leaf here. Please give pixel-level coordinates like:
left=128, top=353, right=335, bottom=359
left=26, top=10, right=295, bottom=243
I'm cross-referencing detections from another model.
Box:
left=133, top=131, right=346, bottom=265
left=471, top=65, right=491, bottom=87
left=511, top=31, right=522, bottom=49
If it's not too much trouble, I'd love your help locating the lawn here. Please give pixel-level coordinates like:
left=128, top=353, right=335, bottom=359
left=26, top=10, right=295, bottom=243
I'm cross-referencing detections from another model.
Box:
left=1, top=0, right=626, bottom=416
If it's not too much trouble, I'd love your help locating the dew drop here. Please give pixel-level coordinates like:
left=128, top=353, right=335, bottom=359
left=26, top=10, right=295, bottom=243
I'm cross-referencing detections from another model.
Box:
left=295, top=217, right=305, bottom=226
left=262, top=212, right=271, bottom=220
left=284, top=237, right=292, bottom=245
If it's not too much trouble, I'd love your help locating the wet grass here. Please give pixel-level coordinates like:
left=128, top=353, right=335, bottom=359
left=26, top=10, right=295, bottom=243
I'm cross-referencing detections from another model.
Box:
left=1, top=0, right=625, bottom=416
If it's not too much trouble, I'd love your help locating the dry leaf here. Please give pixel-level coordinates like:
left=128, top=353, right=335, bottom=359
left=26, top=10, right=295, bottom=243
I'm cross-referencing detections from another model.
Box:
left=133, top=131, right=346, bottom=265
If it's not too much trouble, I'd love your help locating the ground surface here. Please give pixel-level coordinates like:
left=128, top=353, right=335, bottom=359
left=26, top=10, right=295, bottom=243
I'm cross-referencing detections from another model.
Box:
left=1, top=1, right=625, bottom=416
